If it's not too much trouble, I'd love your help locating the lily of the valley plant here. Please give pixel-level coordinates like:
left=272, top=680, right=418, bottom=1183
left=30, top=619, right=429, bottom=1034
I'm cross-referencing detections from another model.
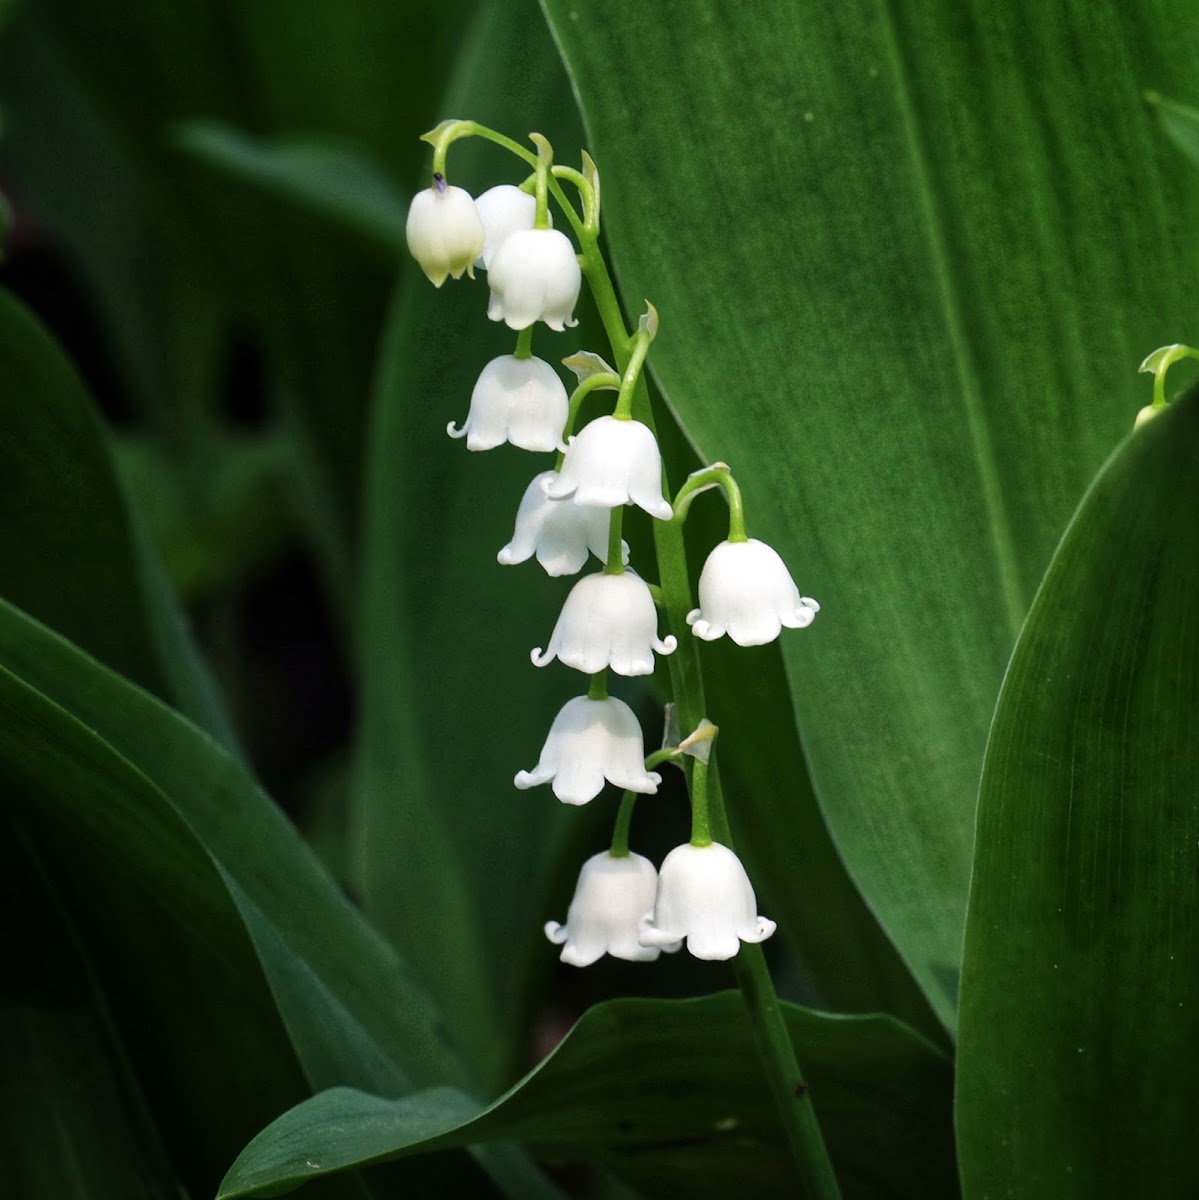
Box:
left=405, top=120, right=841, bottom=1198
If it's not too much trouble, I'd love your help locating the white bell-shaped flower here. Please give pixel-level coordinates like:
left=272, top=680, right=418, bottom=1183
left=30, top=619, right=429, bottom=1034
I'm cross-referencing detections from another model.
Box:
left=487, top=227, right=581, bottom=331
left=515, top=695, right=660, bottom=805
left=687, top=538, right=820, bottom=646
left=532, top=571, right=676, bottom=676
left=545, top=416, right=673, bottom=520
left=639, top=841, right=776, bottom=961
left=546, top=851, right=665, bottom=965
left=405, top=181, right=485, bottom=287
left=473, top=184, right=541, bottom=270
left=447, top=355, right=568, bottom=452
left=497, top=471, right=627, bottom=577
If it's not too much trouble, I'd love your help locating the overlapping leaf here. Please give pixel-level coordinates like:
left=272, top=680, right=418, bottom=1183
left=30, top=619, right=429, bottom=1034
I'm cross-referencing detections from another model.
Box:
left=957, top=388, right=1199, bottom=1195
left=541, top=0, right=1199, bottom=1030
left=220, top=992, right=955, bottom=1200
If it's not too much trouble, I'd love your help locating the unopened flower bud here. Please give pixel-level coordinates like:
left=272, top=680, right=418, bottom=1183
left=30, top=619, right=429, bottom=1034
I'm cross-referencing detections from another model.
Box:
left=405, top=178, right=485, bottom=287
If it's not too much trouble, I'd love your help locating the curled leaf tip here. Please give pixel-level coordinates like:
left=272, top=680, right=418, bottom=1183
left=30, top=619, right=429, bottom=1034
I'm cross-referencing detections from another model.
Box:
left=640, top=301, right=660, bottom=339
left=529, top=132, right=554, bottom=162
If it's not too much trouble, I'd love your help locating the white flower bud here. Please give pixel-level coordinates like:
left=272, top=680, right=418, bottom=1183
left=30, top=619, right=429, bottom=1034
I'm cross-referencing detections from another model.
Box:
left=405, top=181, right=486, bottom=287
left=686, top=538, right=819, bottom=646
left=545, top=416, right=673, bottom=520
left=487, top=227, right=581, bottom=331
left=474, top=184, right=541, bottom=270
left=531, top=572, right=677, bottom=677
left=447, top=355, right=568, bottom=452
left=546, top=851, right=665, bottom=965
left=515, top=695, right=660, bottom=805
left=497, top=471, right=626, bottom=577
left=638, top=842, right=775, bottom=961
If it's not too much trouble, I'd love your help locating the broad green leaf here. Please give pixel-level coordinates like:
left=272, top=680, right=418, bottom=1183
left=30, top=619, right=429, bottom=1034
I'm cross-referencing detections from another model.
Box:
left=541, top=0, right=1199, bottom=1031
left=956, top=388, right=1199, bottom=1194
left=220, top=992, right=955, bottom=1200
left=173, top=122, right=409, bottom=253
left=0, top=598, right=553, bottom=1197
left=0, top=598, right=456, bottom=1093
left=0, top=289, right=236, bottom=748
left=1147, top=91, right=1199, bottom=168
left=354, top=0, right=597, bottom=1088
left=0, top=666, right=310, bottom=1197
left=1, top=830, right=179, bottom=1200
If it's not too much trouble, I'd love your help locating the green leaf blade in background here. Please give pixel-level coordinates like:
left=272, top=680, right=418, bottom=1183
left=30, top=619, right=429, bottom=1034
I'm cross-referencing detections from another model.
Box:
left=220, top=992, right=955, bottom=1200
left=0, top=288, right=235, bottom=747
left=0, top=665, right=311, bottom=1198
left=173, top=122, right=409, bottom=253
left=956, top=389, right=1199, bottom=1195
left=353, top=0, right=602, bottom=1090
left=1, top=832, right=180, bottom=1200
left=541, top=0, right=1199, bottom=1030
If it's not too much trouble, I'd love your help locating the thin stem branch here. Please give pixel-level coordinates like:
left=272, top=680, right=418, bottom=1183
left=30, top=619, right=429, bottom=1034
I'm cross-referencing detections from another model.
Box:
left=575, top=206, right=842, bottom=1200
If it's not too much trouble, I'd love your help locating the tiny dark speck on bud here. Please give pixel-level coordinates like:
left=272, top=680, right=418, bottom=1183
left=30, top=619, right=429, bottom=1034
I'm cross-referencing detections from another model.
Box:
left=433, top=172, right=447, bottom=193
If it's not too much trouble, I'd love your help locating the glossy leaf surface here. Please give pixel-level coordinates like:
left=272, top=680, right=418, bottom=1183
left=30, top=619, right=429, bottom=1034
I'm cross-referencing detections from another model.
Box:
left=542, top=0, right=1199, bottom=1029
left=957, top=388, right=1199, bottom=1195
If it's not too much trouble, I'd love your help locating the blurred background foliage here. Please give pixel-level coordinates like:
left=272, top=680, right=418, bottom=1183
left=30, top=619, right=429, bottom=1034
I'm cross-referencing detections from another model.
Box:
left=1, top=0, right=1197, bottom=1196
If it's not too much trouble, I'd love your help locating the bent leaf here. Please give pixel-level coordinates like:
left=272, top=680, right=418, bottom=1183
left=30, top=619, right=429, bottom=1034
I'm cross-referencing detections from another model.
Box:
left=220, top=992, right=954, bottom=1200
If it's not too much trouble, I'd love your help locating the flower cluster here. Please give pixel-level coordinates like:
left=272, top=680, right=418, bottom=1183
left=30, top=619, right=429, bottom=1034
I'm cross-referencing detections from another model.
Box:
left=406, top=124, right=819, bottom=967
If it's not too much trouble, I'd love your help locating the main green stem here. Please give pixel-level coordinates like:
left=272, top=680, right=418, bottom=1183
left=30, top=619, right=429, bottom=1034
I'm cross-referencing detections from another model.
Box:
left=577, top=229, right=842, bottom=1200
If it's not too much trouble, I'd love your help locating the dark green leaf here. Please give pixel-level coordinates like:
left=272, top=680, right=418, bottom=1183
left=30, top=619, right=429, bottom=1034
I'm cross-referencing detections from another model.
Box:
left=174, top=122, right=409, bottom=252
left=0, top=665, right=310, bottom=1197
left=0, top=830, right=180, bottom=1200
left=0, top=597, right=555, bottom=1196
left=0, top=289, right=236, bottom=747
left=220, top=992, right=955, bottom=1200
left=541, top=0, right=1199, bottom=1031
left=0, top=597, right=457, bottom=1094
left=957, top=387, right=1199, bottom=1195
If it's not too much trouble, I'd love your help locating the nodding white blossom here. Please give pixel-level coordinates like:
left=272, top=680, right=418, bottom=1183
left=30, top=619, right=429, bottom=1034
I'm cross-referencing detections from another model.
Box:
left=515, top=695, right=660, bottom=805
left=405, top=181, right=485, bottom=287
left=687, top=538, right=819, bottom=646
left=474, top=184, right=540, bottom=270
left=546, top=851, right=666, bottom=965
left=447, top=355, right=568, bottom=452
left=545, top=416, right=673, bottom=520
left=498, top=471, right=627, bottom=577
left=487, top=227, right=582, bottom=332
left=639, top=842, right=775, bottom=961
left=532, top=571, right=676, bottom=676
